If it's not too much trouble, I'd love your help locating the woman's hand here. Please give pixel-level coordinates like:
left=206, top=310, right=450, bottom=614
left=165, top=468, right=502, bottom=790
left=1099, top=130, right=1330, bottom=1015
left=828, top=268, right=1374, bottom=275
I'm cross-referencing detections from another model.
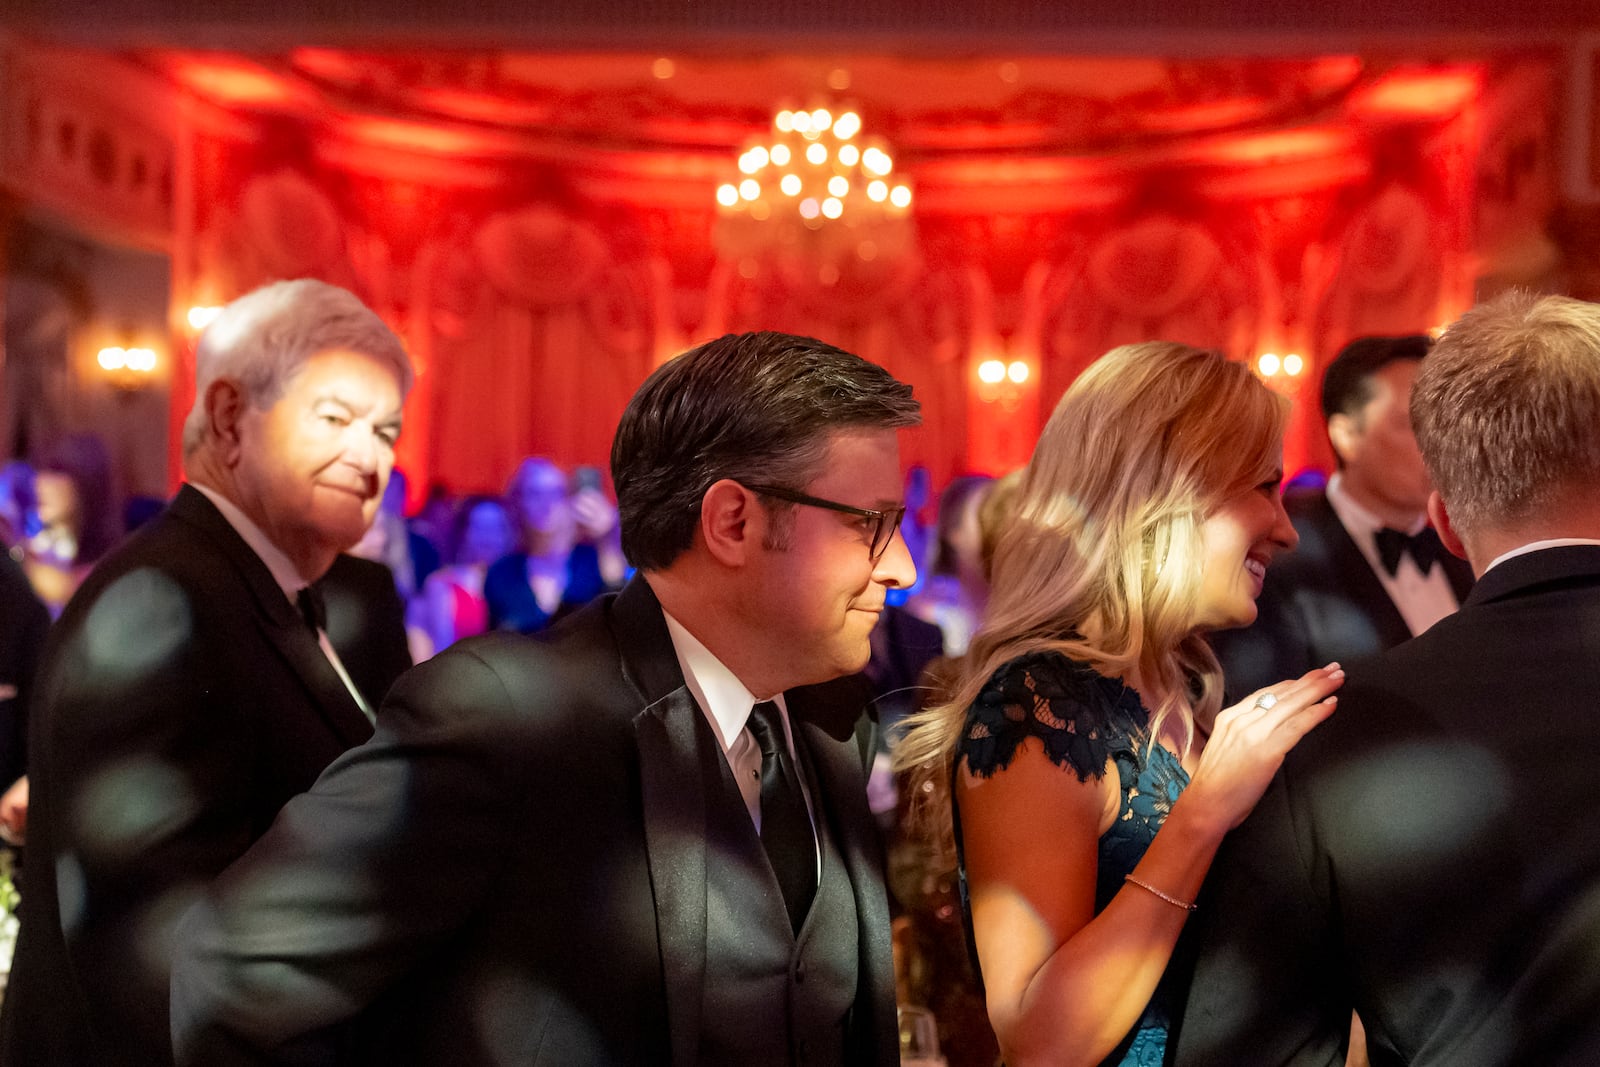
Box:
left=1182, top=663, right=1344, bottom=834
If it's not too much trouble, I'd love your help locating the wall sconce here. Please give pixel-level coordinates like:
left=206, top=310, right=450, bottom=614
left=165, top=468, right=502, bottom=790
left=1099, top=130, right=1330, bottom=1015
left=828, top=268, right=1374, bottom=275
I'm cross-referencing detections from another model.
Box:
left=977, top=359, right=1031, bottom=385
left=97, top=345, right=160, bottom=390
left=1256, top=352, right=1305, bottom=379
left=975, top=357, right=1035, bottom=414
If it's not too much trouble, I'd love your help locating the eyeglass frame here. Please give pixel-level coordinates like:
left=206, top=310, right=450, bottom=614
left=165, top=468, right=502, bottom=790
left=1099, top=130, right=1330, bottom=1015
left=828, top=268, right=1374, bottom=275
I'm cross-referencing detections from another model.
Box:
left=743, top=483, right=908, bottom=561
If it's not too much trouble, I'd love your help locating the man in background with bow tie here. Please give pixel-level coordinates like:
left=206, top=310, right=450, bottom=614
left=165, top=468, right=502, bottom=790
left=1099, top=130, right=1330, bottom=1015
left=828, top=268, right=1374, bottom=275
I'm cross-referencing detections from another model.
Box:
left=2, top=280, right=412, bottom=1067
left=1212, top=333, right=1474, bottom=699
left=1175, top=290, right=1600, bottom=1064
left=170, top=331, right=917, bottom=1066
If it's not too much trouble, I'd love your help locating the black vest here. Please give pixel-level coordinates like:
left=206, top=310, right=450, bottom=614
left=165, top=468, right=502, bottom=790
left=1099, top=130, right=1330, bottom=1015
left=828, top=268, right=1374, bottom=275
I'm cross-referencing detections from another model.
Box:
left=696, top=715, right=861, bottom=1067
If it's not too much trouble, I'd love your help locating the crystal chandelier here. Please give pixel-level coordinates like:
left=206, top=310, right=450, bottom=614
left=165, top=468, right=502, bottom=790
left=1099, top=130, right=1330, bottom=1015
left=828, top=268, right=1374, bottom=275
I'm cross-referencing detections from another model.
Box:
left=714, top=104, right=916, bottom=283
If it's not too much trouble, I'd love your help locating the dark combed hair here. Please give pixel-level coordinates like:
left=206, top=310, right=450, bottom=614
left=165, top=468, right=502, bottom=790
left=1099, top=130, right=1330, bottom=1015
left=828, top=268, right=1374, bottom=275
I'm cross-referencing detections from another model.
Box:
left=611, top=331, right=920, bottom=571
left=1320, top=333, right=1432, bottom=423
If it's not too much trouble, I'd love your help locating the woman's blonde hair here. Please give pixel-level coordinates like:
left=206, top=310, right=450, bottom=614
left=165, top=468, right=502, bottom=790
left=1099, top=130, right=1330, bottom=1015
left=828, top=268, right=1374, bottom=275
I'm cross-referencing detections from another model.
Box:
left=894, top=342, right=1287, bottom=842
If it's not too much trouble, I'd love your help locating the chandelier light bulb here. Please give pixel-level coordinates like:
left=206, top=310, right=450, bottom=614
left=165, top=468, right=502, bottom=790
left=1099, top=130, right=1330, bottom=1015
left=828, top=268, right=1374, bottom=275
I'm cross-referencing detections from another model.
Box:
left=1258, top=353, right=1281, bottom=377
left=978, top=360, right=1006, bottom=384
left=1283, top=353, right=1304, bottom=376
left=98, top=346, right=127, bottom=370
left=1007, top=360, right=1030, bottom=384
left=716, top=101, right=914, bottom=241
left=862, top=148, right=892, bottom=176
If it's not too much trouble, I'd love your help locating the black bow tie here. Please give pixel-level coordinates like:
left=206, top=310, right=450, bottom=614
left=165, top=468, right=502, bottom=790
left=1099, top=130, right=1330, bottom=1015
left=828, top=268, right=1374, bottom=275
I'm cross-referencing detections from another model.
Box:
left=1374, top=526, right=1441, bottom=577
left=296, top=584, right=328, bottom=634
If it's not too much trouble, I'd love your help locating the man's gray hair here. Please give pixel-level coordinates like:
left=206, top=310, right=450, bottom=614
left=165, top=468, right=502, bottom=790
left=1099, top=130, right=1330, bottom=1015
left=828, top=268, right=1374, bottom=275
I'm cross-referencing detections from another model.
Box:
left=1413, top=290, right=1600, bottom=537
left=181, top=279, right=413, bottom=456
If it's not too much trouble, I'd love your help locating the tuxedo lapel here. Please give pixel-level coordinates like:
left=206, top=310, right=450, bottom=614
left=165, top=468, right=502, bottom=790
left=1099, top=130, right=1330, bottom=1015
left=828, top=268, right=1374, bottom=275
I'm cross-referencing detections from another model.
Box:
left=613, top=577, right=709, bottom=1066
left=634, top=688, right=710, bottom=1067
left=168, top=486, right=373, bottom=748
left=1305, top=495, right=1413, bottom=648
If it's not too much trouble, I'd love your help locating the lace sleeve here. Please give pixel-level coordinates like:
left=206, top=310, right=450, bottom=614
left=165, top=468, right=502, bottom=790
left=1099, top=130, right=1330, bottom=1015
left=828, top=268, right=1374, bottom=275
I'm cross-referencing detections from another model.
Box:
left=959, top=651, right=1126, bottom=784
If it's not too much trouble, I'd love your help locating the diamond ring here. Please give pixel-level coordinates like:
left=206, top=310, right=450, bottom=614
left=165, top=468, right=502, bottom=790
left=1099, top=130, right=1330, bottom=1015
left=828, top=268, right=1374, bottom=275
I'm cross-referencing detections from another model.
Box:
left=1254, top=692, right=1279, bottom=711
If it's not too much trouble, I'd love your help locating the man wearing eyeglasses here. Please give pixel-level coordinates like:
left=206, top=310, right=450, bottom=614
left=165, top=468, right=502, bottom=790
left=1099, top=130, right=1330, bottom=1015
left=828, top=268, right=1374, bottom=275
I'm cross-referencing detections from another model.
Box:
left=171, top=331, right=921, bottom=1067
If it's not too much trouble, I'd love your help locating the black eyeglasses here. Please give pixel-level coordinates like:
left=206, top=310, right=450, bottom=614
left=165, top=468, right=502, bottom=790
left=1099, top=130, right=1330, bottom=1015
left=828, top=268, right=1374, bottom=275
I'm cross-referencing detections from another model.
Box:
left=745, top=484, right=907, bottom=561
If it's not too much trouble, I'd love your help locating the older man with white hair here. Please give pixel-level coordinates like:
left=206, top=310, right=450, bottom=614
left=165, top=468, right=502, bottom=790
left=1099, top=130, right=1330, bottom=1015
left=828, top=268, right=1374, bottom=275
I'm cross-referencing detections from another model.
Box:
left=1, top=279, right=413, bottom=1067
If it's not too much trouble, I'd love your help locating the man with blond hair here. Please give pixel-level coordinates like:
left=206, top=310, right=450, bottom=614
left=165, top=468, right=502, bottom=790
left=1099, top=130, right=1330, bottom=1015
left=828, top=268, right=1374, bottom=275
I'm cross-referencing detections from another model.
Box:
left=1174, top=290, right=1600, bottom=1065
left=2, top=279, right=412, bottom=1067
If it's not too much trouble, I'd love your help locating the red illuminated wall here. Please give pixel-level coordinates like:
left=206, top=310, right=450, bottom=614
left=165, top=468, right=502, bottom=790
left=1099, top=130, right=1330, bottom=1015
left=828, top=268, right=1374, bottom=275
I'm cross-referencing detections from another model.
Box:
left=142, top=51, right=1558, bottom=496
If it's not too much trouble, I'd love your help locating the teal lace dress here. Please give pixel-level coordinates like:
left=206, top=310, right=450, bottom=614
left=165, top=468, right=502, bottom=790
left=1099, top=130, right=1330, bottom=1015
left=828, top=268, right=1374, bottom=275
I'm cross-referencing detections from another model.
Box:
left=954, top=650, right=1191, bottom=1067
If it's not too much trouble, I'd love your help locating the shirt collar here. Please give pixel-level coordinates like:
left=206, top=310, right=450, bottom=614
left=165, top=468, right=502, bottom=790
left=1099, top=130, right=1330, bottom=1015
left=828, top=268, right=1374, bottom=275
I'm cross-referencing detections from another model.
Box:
left=661, top=609, right=785, bottom=755
left=1326, top=471, right=1427, bottom=538
left=1485, top=537, right=1600, bottom=574
left=191, top=482, right=312, bottom=601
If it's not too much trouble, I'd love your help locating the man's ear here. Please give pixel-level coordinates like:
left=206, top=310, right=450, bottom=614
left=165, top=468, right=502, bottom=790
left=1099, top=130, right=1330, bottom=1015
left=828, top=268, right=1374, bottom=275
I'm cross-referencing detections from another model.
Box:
left=203, top=379, right=248, bottom=466
left=700, top=479, right=758, bottom=567
left=1428, top=490, right=1470, bottom=563
left=1326, top=412, right=1361, bottom=467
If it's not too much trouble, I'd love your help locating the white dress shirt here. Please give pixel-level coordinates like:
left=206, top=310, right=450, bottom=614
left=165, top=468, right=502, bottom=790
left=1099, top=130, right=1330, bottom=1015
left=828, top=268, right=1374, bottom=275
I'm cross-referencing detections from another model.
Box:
left=193, top=483, right=374, bottom=722
left=1325, top=473, right=1460, bottom=637
left=661, top=610, right=819, bottom=874
left=1485, top=538, right=1600, bottom=573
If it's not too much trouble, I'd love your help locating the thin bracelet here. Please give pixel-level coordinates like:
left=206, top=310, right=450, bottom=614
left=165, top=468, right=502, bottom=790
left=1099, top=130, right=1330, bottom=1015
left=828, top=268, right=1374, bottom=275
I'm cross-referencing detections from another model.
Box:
left=1124, top=874, right=1198, bottom=912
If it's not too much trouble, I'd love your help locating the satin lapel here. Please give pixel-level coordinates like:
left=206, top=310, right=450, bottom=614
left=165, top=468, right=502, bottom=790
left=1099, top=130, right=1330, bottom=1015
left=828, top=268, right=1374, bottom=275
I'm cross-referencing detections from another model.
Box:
left=634, top=688, right=709, bottom=1067
left=613, top=577, right=708, bottom=1066
left=264, top=609, right=375, bottom=748
left=792, top=702, right=898, bottom=1066
left=168, top=486, right=374, bottom=748
left=1311, top=497, right=1413, bottom=648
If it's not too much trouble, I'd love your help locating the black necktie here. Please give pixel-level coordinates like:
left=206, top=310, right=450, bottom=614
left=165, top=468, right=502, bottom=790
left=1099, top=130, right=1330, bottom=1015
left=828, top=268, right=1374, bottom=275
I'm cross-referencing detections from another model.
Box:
left=1374, top=526, right=1441, bottom=577
left=746, top=701, right=816, bottom=933
left=296, top=585, right=327, bottom=635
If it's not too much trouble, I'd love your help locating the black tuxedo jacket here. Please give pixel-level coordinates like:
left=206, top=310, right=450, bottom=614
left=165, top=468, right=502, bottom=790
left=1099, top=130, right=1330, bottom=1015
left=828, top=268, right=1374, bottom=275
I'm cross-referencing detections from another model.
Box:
left=0, top=485, right=406, bottom=1067
left=170, top=576, right=898, bottom=1066
left=1211, top=487, right=1474, bottom=701
left=1173, top=545, right=1600, bottom=1066
left=317, top=552, right=413, bottom=711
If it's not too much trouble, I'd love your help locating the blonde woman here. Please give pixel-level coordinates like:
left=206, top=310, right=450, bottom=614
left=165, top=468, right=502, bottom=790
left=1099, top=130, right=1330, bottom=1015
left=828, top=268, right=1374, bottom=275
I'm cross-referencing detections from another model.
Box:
left=895, top=343, right=1344, bottom=1067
